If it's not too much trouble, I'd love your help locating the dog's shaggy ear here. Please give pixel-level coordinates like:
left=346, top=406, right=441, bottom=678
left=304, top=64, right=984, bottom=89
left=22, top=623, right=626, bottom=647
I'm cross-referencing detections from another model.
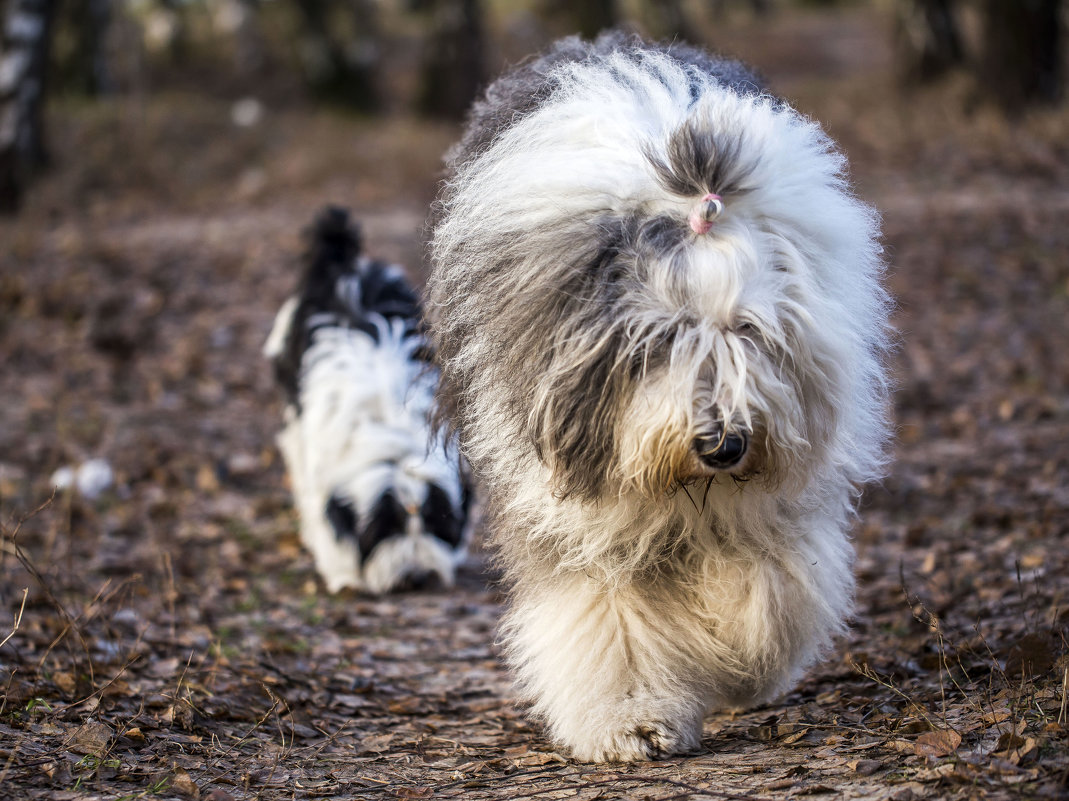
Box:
left=518, top=232, right=643, bottom=502
left=526, top=328, right=633, bottom=502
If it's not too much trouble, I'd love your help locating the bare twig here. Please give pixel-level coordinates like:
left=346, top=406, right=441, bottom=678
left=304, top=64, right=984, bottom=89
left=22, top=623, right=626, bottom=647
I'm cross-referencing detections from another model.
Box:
left=262, top=683, right=294, bottom=755
left=298, top=718, right=357, bottom=760
left=900, top=573, right=992, bottom=728
left=3, top=492, right=57, bottom=540
left=200, top=686, right=282, bottom=774
left=4, top=514, right=97, bottom=683
left=852, top=661, right=939, bottom=732
left=0, top=587, right=27, bottom=651
left=163, top=550, right=177, bottom=644
left=1059, top=665, right=1067, bottom=727
left=50, top=655, right=141, bottom=716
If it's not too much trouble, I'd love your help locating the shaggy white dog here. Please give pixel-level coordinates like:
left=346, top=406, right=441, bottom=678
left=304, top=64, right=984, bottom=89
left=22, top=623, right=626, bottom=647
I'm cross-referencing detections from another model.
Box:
left=427, top=34, right=890, bottom=761
left=266, top=208, right=469, bottom=594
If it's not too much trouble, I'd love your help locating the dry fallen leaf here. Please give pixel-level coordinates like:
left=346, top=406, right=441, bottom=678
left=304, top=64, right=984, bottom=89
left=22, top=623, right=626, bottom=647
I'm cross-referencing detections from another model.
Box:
left=847, top=758, right=883, bottom=776
left=52, top=671, right=78, bottom=695
left=66, top=720, right=114, bottom=757
left=123, top=726, right=146, bottom=743
left=994, top=731, right=1027, bottom=752
left=360, top=732, right=396, bottom=752
left=514, top=751, right=567, bottom=766
left=781, top=727, right=810, bottom=745
left=171, top=765, right=200, bottom=799
left=913, top=728, right=962, bottom=758
left=998, top=736, right=1039, bottom=765
left=203, top=790, right=237, bottom=801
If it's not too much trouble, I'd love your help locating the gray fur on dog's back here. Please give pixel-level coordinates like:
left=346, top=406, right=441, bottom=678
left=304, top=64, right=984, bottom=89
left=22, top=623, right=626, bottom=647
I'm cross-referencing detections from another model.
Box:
left=447, top=31, right=767, bottom=171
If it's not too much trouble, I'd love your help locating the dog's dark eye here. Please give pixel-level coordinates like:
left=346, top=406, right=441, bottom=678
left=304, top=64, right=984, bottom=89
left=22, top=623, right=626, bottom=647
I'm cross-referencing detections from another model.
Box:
left=736, top=322, right=758, bottom=339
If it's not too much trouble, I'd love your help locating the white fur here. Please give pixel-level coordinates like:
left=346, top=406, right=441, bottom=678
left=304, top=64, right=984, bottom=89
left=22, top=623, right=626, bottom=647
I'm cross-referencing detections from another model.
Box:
left=273, top=312, right=467, bottom=593
left=429, top=43, right=890, bottom=761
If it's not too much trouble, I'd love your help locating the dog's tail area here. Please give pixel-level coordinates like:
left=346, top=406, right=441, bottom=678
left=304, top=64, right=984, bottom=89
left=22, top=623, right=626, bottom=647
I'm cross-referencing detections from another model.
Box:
left=300, top=205, right=364, bottom=313
left=265, top=206, right=364, bottom=406
left=305, top=204, right=363, bottom=286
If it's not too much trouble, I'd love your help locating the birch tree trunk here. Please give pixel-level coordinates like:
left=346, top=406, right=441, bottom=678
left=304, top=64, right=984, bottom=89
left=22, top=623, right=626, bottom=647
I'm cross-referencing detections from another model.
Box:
left=0, top=0, right=58, bottom=212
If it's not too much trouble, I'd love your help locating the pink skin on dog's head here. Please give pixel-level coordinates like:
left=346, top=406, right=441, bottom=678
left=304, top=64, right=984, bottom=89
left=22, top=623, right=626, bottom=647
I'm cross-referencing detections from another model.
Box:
left=688, top=193, right=723, bottom=235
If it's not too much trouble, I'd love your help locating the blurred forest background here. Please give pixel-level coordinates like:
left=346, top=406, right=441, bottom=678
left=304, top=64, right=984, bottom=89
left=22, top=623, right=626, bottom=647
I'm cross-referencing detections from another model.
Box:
left=1, top=1, right=1068, bottom=800
left=0, top=0, right=1064, bottom=211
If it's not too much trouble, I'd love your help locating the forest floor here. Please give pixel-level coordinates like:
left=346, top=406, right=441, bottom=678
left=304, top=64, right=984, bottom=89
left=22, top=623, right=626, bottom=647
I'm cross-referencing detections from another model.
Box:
left=2, top=6, right=1068, bottom=801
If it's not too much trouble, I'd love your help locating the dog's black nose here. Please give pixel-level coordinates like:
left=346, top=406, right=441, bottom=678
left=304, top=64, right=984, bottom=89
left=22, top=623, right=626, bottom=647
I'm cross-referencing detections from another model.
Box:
left=694, top=429, right=748, bottom=469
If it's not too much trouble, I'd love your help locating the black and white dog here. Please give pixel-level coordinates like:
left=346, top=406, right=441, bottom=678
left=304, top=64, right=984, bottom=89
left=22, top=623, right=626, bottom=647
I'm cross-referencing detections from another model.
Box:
left=265, top=207, right=469, bottom=593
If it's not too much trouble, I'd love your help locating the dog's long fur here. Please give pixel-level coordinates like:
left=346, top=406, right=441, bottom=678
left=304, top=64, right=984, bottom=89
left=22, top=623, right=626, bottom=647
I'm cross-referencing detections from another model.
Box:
left=266, top=208, right=469, bottom=594
left=427, top=33, right=890, bottom=761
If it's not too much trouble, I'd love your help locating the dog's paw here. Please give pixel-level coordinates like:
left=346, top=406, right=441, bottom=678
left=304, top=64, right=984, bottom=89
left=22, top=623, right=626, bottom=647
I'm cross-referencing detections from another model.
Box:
left=569, top=719, right=702, bottom=763
left=317, top=559, right=362, bottom=594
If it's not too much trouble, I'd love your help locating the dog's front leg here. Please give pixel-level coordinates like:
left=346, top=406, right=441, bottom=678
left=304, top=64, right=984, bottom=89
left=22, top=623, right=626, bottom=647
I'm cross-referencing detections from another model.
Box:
left=504, top=574, right=707, bottom=762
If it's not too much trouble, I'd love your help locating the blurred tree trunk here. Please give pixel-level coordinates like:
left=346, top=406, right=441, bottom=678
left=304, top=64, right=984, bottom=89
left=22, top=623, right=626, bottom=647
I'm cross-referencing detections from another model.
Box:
left=417, top=0, right=484, bottom=120
left=645, top=0, right=700, bottom=43
left=571, top=0, right=616, bottom=37
left=979, top=0, right=1063, bottom=109
left=710, top=0, right=772, bottom=20
left=295, top=0, right=380, bottom=111
left=231, top=0, right=268, bottom=78
left=540, top=0, right=617, bottom=39
left=0, top=0, right=58, bottom=212
left=158, top=0, right=192, bottom=65
left=72, top=0, right=113, bottom=95
left=897, top=0, right=963, bottom=82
